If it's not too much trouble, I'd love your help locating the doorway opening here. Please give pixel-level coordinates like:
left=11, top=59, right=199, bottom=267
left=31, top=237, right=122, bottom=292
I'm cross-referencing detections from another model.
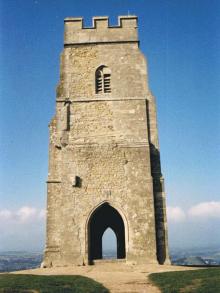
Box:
left=102, top=227, right=117, bottom=259
left=88, top=203, right=126, bottom=264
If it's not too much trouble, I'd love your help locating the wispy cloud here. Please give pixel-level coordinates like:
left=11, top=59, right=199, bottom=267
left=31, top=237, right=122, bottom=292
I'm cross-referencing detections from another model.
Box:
left=188, top=201, right=220, bottom=219
left=0, top=206, right=46, bottom=223
left=0, top=209, right=13, bottom=220
left=167, top=206, right=186, bottom=222
left=0, top=206, right=46, bottom=251
left=167, top=201, right=220, bottom=223
left=16, top=206, right=37, bottom=222
left=38, top=209, right=46, bottom=219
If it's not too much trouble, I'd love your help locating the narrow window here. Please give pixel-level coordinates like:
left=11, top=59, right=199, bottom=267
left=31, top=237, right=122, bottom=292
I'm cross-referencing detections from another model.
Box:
left=95, top=66, right=111, bottom=94
left=104, top=74, right=111, bottom=93
left=96, top=70, right=103, bottom=93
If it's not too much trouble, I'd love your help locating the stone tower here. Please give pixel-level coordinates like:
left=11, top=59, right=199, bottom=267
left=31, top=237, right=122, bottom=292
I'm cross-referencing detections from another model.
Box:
left=43, top=16, right=170, bottom=267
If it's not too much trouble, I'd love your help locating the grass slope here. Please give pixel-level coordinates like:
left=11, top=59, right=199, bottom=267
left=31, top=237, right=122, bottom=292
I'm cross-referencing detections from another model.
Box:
left=149, top=268, right=220, bottom=293
left=0, top=274, right=109, bottom=293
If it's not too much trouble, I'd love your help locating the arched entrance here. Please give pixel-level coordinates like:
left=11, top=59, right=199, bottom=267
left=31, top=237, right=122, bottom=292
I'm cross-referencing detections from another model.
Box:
left=88, top=203, right=126, bottom=264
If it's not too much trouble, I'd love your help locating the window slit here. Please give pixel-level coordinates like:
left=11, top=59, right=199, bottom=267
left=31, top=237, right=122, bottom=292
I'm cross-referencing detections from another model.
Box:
left=95, top=66, right=111, bottom=94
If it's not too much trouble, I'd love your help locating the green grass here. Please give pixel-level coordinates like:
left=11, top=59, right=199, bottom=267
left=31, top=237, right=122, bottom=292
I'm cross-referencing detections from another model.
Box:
left=149, top=268, right=220, bottom=293
left=0, top=274, right=109, bottom=293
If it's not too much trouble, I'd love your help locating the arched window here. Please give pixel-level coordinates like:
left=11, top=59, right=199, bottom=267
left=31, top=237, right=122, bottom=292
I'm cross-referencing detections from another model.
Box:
left=95, top=66, right=111, bottom=94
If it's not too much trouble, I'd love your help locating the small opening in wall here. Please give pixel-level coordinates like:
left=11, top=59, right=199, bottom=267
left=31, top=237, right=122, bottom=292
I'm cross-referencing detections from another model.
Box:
left=73, top=176, right=82, bottom=188
left=95, top=66, right=111, bottom=94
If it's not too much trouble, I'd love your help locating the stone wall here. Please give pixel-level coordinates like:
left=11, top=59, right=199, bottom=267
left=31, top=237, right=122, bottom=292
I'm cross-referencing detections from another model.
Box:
left=43, top=16, right=170, bottom=267
left=56, top=43, right=148, bottom=99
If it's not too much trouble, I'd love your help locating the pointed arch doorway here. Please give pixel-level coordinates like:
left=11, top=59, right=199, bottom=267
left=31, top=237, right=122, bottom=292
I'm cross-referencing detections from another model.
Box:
left=88, top=203, right=126, bottom=264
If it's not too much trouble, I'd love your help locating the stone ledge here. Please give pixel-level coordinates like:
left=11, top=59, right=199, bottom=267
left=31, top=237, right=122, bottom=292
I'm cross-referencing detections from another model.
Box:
left=47, top=179, right=62, bottom=183
left=56, top=97, right=149, bottom=102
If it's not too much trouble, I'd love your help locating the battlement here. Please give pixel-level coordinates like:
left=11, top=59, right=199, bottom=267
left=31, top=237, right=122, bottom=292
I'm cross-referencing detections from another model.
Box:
left=64, top=16, right=138, bottom=45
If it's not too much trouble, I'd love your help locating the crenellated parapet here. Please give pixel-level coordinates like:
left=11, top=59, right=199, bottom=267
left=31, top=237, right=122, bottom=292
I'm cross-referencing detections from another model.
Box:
left=64, top=16, right=138, bottom=45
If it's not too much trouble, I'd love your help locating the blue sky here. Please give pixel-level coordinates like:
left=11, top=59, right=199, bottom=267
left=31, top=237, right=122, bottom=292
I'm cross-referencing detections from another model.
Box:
left=0, top=0, right=220, bottom=252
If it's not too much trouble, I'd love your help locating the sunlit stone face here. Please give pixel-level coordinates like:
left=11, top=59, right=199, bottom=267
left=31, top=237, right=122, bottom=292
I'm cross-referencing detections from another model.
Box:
left=43, top=16, right=170, bottom=267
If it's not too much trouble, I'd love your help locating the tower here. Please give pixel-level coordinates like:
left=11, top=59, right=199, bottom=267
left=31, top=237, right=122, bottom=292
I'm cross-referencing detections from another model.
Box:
left=43, top=16, right=170, bottom=267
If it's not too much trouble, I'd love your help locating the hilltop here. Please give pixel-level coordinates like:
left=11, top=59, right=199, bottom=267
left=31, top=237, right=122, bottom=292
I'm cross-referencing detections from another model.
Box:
left=11, top=262, right=200, bottom=293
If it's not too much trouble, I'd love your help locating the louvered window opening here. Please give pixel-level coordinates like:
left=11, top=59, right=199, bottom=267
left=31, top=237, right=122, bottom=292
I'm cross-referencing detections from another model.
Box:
left=96, top=67, right=111, bottom=94
left=104, top=74, right=111, bottom=93
left=96, top=71, right=103, bottom=93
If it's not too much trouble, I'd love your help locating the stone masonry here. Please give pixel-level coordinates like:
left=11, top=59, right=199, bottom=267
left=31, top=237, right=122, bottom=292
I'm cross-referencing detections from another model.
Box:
left=43, top=16, right=170, bottom=267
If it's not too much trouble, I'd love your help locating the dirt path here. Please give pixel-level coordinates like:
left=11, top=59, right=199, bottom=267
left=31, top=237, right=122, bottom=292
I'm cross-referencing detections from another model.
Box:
left=13, top=263, right=200, bottom=293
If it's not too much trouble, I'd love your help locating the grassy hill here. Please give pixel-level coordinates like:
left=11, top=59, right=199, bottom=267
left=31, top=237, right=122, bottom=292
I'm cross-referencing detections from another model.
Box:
left=0, top=274, right=109, bottom=293
left=149, top=267, right=220, bottom=293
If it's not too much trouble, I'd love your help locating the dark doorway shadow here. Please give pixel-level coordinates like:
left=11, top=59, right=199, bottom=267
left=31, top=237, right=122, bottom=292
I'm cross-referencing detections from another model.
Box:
left=88, top=203, right=126, bottom=264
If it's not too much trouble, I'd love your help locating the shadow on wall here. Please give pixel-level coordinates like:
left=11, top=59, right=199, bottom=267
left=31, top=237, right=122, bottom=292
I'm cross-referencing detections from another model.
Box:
left=150, top=142, right=169, bottom=265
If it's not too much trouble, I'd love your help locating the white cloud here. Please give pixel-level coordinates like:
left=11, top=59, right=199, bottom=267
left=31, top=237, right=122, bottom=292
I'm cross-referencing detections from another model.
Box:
left=188, top=201, right=220, bottom=219
left=0, top=206, right=46, bottom=223
left=167, top=201, right=220, bottom=223
left=0, top=209, right=13, bottom=220
left=0, top=206, right=46, bottom=251
left=167, top=206, right=186, bottom=222
left=38, top=209, right=46, bottom=219
left=16, top=206, right=37, bottom=222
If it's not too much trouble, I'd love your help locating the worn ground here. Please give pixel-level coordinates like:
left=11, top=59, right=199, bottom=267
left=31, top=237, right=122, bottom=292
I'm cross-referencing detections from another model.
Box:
left=12, top=262, right=200, bottom=293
